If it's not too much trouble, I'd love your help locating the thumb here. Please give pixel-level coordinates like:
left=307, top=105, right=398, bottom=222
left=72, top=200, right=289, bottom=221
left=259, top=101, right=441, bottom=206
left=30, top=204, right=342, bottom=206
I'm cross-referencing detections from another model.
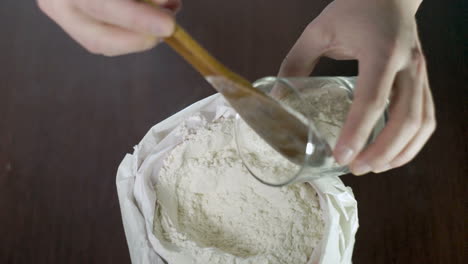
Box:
left=278, top=22, right=328, bottom=77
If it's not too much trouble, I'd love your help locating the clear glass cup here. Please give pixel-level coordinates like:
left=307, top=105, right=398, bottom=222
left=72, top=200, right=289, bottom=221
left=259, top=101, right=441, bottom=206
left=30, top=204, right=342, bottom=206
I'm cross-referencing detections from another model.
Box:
left=234, top=76, right=388, bottom=187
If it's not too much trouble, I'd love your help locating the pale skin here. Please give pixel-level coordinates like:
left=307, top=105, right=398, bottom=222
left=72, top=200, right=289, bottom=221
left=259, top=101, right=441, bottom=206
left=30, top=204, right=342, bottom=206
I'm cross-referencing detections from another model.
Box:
left=38, top=0, right=435, bottom=176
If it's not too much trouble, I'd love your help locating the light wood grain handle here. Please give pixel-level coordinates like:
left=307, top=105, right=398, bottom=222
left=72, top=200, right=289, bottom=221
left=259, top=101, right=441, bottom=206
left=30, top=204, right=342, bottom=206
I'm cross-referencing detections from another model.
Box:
left=165, top=26, right=223, bottom=76
left=141, top=0, right=251, bottom=87
left=165, top=25, right=251, bottom=87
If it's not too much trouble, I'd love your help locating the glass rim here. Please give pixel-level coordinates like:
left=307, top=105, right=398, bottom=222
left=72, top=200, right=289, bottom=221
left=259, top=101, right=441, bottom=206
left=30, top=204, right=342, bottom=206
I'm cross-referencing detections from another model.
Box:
left=235, top=77, right=353, bottom=186
left=235, top=76, right=388, bottom=187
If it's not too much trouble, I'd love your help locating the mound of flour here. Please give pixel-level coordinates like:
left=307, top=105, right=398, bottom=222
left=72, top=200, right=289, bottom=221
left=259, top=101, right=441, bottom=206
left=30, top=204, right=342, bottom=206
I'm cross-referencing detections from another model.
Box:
left=236, top=85, right=352, bottom=184
left=282, top=85, right=351, bottom=148
left=154, top=117, right=325, bottom=264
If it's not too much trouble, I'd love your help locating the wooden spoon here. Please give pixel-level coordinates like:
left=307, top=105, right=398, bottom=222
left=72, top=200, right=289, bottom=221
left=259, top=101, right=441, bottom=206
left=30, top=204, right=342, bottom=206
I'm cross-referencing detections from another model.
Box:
left=140, top=0, right=328, bottom=164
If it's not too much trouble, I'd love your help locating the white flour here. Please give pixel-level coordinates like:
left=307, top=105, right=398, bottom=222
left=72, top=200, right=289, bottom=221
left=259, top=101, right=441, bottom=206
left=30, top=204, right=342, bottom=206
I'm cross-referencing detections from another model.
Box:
left=154, top=117, right=325, bottom=264
left=237, top=85, right=352, bottom=184
left=282, top=85, right=351, bottom=148
left=153, top=85, right=352, bottom=264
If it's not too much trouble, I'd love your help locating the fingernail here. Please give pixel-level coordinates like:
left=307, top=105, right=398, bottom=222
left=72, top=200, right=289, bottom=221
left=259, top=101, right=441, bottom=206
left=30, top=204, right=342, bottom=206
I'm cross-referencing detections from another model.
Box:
left=351, top=161, right=372, bottom=176
left=334, top=145, right=354, bottom=165
left=373, top=164, right=392, bottom=173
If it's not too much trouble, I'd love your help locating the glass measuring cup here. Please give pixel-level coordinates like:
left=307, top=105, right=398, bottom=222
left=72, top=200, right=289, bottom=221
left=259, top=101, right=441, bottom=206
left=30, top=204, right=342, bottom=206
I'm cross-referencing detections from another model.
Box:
left=234, top=76, right=388, bottom=187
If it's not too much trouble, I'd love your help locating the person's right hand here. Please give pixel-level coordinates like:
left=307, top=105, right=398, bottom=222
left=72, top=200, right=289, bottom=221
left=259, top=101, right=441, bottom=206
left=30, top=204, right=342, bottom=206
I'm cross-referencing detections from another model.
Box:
left=278, top=0, right=436, bottom=175
left=38, top=0, right=181, bottom=56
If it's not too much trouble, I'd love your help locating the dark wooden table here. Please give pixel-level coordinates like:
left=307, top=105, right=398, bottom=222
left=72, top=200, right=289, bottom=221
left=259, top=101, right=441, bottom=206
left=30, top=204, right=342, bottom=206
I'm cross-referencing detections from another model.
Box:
left=0, top=0, right=465, bottom=263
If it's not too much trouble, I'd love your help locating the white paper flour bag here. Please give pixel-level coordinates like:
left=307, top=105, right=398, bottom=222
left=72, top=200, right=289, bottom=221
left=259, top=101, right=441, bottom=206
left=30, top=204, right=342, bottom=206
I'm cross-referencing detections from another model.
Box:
left=116, top=94, right=359, bottom=264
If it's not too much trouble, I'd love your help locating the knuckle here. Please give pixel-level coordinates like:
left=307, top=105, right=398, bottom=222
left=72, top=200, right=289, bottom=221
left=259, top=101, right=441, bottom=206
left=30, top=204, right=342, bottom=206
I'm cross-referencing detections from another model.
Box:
left=419, top=53, right=427, bottom=67
left=402, top=114, right=422, bottom=132
left=409, top=46, right=423, bottom=63
left=408, top=48, right=428, bottom=73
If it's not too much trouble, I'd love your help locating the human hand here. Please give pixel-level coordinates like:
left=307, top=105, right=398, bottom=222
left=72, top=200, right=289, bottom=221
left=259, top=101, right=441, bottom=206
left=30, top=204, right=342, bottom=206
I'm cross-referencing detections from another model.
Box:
left=38, top=0, right=181, bottom=56
left=279, top=0, right=436, bottom=175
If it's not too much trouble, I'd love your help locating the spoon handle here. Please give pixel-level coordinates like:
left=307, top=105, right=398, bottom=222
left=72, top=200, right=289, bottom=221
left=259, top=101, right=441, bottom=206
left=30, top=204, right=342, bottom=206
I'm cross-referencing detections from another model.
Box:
left=166, top=25, right=250, bottom=87
left=142, top=0, right=251, bottom=87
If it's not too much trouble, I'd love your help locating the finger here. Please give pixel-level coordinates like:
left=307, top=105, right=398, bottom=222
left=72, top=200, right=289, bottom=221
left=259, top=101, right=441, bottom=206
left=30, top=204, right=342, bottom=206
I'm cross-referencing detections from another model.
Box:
left=56, top=7, right=159, bottom=56
left=333, top=54, right=397, bottom=167
left=278, top=22, right=329, bottom=77
left=273, top=23, right=328, bottom=97
left=389, top=80, right=436, bottom=168
left=76, top=0, right=175, bottom=36
left=350, top=55, right=425, bottom=175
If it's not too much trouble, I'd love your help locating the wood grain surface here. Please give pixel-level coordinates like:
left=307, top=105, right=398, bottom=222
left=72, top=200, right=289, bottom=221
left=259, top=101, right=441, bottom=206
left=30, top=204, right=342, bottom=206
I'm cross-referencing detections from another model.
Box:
left=0, top=0, right=465, bottom=263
